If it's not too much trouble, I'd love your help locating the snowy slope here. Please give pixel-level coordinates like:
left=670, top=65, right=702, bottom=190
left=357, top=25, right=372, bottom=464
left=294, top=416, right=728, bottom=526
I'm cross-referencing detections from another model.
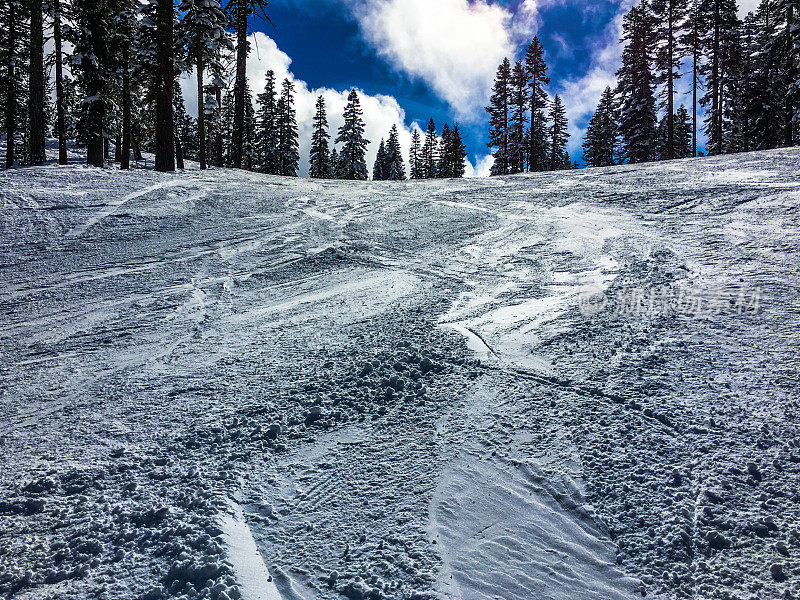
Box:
left=2, top=150, right=800, bottom=600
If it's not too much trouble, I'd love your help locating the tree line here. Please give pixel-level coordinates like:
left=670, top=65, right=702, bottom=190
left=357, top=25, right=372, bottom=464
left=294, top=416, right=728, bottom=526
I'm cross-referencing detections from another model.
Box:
left=0, top=0, right=468, bottom=180
left=486, top=37, right=577, bottom=176
left=582, top=0, right=799, bottom=167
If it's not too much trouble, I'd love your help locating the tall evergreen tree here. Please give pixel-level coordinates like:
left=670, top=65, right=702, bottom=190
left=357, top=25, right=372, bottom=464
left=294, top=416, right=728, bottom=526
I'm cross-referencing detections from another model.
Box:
left=508, top=60, right=528, bottom=174
left=29, top=0, right=46, bottom=165
left=697, top=0, right=740, bottom=155
left=309, top=95, right=330, bottom=179
left=548, top=95, right=569, bottom=170
left=51, top=0, right=68, bottom=164
left=582, top=87, right=618, bottom=167
left=275, top=77, right=298, bottom=176
left=154, top=0, right=176, bottom=171
left=385, top=124, right=405, bottom=180
left=180, top=0, right=229, bottom=170
left=409, top=128, right=423, bottom=179
left=335, top=89, right=369, bottom=180
left=329, top=147, right=339, bottom=179
left=617, top=2, right=658, bottom=163
left=255, top=69, right=278, bottom=173
left=224, top=0, right=267, bottom=168
left=486, top=58, right=511, bottom=176
left=437, top=122, right=466, bottom=178
left=651, top=0, right=689, bottom=159
left=674, top=104, right=692, bottom=157
left=373, top=138, right=387, bottom=180
left=421, top=118, right=438, bottom=178
left=437, top=123, right=451, bottom=178
left=3, top=0, right=27, bottom=167
left=525, top=37, right=550, bottom=172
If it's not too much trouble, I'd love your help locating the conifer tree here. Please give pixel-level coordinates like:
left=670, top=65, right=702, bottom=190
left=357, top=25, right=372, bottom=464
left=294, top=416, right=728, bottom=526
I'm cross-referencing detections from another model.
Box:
left=3, top=0, right=27, bottom=167
left=548, top=95, right=569, bottom=170
left=486, top=58, right=511, bottom=176
left=255, top=70, right=278, bottom=173
left=373, top=138, right=387, bottom=180
left=385, top=124, right=405, bottom=180
left=582, top=87, right=618, bottom=167
left=698, top=0, right=740, bottom=155
left=51, top=0, right=68, bottom=164
left=674, top=104, right=692, bottom=157
left=335, top=89, right=369, bottom=180
left=450, top=124, right=467, bottom=178
left=275, top=77, right=298, bottom=176
left=309, top=95, right=330, bottom=179
left=525, top=37, right=550, bottom=172
left=437, top=123, right=451, bottom=178
left=409, top=128, right=423, bottom=179
left=508, top=60, right=528, bottom=174
left=154, top=0, right=176, bottom=171
left=180, top=0, right=229, bottom=170
left=421, top=118, right=438, bottom=178
left=329, top=147, right=339, bottom=178
left=29, top=0, right=46, bottom=165
left=651, top=0, right=689, bottom=159
left=617, top=2, right=657, bottom=163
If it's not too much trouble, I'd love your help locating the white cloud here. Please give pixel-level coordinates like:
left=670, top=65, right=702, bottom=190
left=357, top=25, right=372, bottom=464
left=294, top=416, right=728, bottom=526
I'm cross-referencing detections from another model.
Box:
left=181, top=32, right=488, bottom=178
left=465, top=154, right=494, bottom=178
left=349, top=0, right=539, bottom=119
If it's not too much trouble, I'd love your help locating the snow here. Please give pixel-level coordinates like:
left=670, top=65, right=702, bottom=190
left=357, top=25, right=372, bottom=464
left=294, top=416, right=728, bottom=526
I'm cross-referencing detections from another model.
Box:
left=218, top=499, right=284, bottom=600
left=2, top=147, right=800, bottom=600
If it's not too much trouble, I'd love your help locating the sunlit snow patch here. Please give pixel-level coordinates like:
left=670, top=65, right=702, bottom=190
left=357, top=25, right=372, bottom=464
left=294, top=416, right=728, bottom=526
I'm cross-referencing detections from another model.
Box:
left=219, top=499, right=285, bottom=600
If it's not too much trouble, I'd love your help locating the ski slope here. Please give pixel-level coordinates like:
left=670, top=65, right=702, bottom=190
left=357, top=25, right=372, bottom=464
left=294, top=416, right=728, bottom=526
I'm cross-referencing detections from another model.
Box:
left=2, top=149, right=800, bottom=600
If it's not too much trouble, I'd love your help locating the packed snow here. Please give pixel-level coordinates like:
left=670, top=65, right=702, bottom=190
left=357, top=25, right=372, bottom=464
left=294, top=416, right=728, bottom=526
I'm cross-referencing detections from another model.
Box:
left=2, top=149, right=800, bottom=600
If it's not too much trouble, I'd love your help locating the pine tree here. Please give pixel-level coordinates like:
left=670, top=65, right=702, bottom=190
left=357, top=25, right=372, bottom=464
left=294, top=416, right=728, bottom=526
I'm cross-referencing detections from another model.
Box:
left=385, top=124, right=405, bottom=180
left=508, top=60, right=528, bottom=174
left=29, top=0, right=46, bottom=165
left=683, top=0, right=702, bottom=156
left=70, top=0, right=116, bottom=167
left=525, top=37, right=550, bottom=172
left=437, top=123, right=451, bottom=178
left=582, top=87, right=618, bottom=167
left=255, top=70, right=278, bottom=173
left=180, top=0, right=230, bottom=170
left=674, top=104, right=692, bottom=157
left=409, top=128, right=423, bottom=179
left=309, top=94, right=330, bottom=179
left=275, top=78, right=298, bottom=176
left=449, top=124, right=467, bottom=178
left=548, top=95, right=569, bottom=170
left=242, top=83, right=257, bottom=169
left=51, top=0, right=68, bottom=164
left=373, top=138, right=387, bottom=180
left=698, top=0, right=740, bottom=154
left=329, top=147, right=339, bottom=179
left=617, top=2, right=657, bottom=163
left=421, top=118, right=438, bottom=178
left=486, top=58, right=511, bottom=176
left=2, top=0, right=27, bottom=167
left=154, top=0, right=176, bottom=171
left=335, top=89, right=369, bottom=180
left=651, top=0, right=689, bottom=159
left=224, top=0, right=267, bottom=169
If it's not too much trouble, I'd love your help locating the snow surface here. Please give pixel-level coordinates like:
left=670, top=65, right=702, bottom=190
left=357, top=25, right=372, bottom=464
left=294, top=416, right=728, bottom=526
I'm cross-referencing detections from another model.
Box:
left=2, top=149, right=800, bottom=600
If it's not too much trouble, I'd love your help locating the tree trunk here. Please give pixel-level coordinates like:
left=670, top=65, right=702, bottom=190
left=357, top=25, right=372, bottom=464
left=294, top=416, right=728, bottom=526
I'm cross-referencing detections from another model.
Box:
left=666, top=1, right=674, bottom=160
left=54, top=0, right=67, bottom=164
left=693, top=41, right=698, bottom=157
left=197, top=59, right=206, bottom=169
left=154, top=0, right=175, bottom=172
left=214, top=87, right=223, bottom=167
left=785, top=3, right=795, bottom=147
left=121, top=43, right=131, bottom=170
left=231, top=0, right=248, bottom=169
left=5, top=0, right=16, bottom=168
left=29, top=0, right=46, bottom=165
left=114, top=133, right=121, bottom=161
left=712, top=1, right=722, bottom=154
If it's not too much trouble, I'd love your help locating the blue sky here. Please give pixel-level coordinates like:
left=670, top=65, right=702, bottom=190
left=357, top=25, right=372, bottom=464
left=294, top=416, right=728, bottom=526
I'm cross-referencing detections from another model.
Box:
left=215, top=0, right=755, bottom=176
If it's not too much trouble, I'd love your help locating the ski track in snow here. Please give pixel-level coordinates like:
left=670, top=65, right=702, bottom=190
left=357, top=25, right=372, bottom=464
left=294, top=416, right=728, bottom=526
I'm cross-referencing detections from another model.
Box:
left=2, top=149, right=800, bottom=600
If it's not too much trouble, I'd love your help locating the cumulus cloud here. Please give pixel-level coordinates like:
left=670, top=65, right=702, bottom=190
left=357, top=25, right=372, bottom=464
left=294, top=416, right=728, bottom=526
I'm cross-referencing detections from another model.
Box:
left=181, top=32, right=487, bottom=178
left=349, top=0, right=539, bottom=119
